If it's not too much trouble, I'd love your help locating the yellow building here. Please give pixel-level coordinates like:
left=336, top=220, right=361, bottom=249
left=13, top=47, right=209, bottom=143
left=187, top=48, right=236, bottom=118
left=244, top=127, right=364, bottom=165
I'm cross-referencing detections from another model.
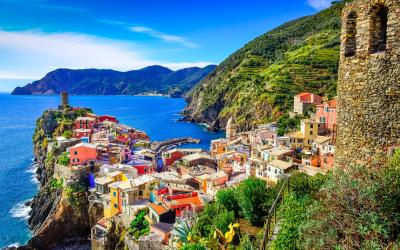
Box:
left=101, top=171, right=128, bottom=219
left=287, top=119, right=318, bottom=149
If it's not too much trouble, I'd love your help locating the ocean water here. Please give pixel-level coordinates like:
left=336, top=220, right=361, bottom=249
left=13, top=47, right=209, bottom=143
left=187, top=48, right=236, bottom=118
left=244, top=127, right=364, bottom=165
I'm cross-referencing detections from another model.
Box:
left=0, top=94, right=224, bottom=248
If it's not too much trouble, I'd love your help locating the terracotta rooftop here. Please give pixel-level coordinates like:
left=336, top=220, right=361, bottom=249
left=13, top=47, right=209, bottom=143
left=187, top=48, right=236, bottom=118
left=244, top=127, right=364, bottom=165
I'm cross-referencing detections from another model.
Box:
left=148, top=202, right=168, bottom=215
left=316, top=99, right=337, bottom=108
left=166, top=195, right=203, bottom=208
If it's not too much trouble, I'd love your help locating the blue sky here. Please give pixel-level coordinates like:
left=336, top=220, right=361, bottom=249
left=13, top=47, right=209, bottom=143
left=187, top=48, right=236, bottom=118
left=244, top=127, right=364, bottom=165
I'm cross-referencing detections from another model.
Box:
left=0, top=0, right=332, bottom=92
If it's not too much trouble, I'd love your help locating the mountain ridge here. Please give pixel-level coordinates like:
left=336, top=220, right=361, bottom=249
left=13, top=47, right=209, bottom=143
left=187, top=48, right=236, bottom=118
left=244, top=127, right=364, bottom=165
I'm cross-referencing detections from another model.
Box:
left=11, top=65, right=217, bottom=97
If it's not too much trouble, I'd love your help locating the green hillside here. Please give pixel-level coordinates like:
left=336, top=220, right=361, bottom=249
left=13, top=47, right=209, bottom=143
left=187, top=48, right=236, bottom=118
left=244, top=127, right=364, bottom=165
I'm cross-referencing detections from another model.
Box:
left=184, top=1, right=346, bottom=131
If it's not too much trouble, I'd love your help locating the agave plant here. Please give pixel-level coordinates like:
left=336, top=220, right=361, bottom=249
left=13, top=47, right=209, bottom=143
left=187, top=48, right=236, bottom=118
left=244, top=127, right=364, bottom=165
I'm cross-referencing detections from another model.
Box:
left=172, top=217, right=194, bottom=244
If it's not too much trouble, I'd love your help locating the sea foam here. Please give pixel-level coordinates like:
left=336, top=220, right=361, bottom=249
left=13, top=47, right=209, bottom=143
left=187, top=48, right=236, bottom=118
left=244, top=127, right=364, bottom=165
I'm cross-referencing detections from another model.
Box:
left=10, top=200, right=32, bottom=220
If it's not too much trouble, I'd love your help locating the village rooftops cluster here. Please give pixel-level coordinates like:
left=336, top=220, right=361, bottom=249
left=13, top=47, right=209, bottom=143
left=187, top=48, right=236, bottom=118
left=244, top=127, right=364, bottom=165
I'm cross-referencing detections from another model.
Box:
left=52, top=91, right=336, bottom=249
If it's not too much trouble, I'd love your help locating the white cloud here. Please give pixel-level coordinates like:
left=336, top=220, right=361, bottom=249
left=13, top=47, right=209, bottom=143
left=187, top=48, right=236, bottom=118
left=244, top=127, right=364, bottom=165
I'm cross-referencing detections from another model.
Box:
left=129, top=26, right=198, bottom=48
left=0, top=70, right=38, bottom=80
left=0, top=29, right=213, bottom=85
left=307, top=0, right=331, bottom=10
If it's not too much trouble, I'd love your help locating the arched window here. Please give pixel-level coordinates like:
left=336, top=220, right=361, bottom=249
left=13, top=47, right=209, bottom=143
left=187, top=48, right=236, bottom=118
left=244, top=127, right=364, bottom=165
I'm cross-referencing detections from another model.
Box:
left=370, top=4, right=389, bottom=53
left=344, top=11, right=357, bottom=57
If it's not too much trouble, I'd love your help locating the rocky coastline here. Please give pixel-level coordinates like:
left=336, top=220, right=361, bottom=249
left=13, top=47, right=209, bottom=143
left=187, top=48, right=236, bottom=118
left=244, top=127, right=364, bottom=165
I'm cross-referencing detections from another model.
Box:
left=5, top=109, right=93, bottom=250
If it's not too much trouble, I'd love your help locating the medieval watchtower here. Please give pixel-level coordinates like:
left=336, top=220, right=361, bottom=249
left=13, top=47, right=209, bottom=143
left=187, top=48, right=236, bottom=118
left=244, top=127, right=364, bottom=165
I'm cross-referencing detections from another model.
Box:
left=336, top=0, right=400, bottom=167
left=58, top=91, right=69, bottom=110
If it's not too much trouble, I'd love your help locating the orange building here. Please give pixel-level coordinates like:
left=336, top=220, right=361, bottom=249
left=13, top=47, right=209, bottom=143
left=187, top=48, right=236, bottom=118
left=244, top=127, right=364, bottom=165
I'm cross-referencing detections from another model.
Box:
left=210, top=138, right=227, bottom=157
left=67, top=143, right=97, bottom=165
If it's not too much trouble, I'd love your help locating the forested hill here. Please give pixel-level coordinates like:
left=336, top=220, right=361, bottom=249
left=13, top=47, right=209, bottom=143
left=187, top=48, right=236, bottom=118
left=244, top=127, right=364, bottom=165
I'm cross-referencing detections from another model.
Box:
left=11, top=65, right=216, bottom=97
left=183, top=1, right=347, bottom=131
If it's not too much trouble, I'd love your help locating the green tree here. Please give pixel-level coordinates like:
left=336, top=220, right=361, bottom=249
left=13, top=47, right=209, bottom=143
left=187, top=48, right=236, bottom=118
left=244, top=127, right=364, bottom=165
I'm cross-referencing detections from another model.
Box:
left=237, top=177, right=275, bottom=226
left=214, top=209, right=235, bottom=233
left=216, top=188, right=241, bottom=217
left=193, top=202, right=217, bottom=238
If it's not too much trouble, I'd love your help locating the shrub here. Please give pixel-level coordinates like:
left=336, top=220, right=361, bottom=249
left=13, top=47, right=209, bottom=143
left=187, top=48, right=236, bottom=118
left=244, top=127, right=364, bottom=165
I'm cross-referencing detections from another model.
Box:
left=62, top=130, right=73, bottom=139
left=50, top=178, right=63, bottom=190
left=298, top=156, right=400, bottom=249
left=129, top=210, right=150, bottom=238
left=58, top=152, right=70, bottom=166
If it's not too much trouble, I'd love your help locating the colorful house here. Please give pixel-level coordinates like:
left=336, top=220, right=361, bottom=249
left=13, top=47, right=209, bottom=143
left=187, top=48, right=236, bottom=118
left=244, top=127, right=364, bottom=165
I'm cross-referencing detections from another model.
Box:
left=75, top=117, right=96, bottom=130
left=259, top=160, right=294, bottom=183
left=181, top=153, right=216, bottom=168
left=103, top=172, right=129, bottom=218
left=74, top=128, right=92, bottom=139
left=287, top=119, right=318, bottom=149
left=67, top=142, right=97, bottom=166
left=261, top=147, right=293, bottom=163
left=197, top=171, right=229, bottom=196
left=162, top=191, right=204, bottom=217
left=162, top=148, right=203, bottom=167
left=293, top=92, right=322, bottom=115
left=132, top=164, right=154, bottom=175
left=210, top=138, right=227, bottom=157
left=312, top=136, right=335, bottom=169
left=315, top=99, right=337, bottom=134
left=148, top=202, right=175, bottom=224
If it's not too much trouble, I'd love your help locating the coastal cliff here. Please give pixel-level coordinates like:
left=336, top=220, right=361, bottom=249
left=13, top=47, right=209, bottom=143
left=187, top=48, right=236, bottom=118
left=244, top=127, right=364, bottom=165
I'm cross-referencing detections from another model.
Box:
left=21, top=109, right=92, bottom=249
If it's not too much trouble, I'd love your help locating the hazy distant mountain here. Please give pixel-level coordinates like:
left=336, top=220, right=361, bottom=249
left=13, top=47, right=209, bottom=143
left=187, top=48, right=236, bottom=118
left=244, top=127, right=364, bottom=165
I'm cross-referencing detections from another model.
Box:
left=11, top=65, right=217, bottom=97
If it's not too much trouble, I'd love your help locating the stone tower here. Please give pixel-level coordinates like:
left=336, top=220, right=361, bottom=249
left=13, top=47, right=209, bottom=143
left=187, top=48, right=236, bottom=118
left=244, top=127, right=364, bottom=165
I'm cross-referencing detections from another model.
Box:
left=60, top=91, right=69, bottom=108
left=336, top=0, right=400, bottom=167
left=226, top=117, right=237, bottom=141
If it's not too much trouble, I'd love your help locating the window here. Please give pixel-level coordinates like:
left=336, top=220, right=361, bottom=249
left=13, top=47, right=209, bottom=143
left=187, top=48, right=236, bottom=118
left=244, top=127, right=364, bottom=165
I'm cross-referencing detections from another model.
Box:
left=114, top=204, right=117, bottom=208
left=113, top=192, right=116, bottom=197
left=344, top=11, right=357, bottom=57
left=324, top=107, right=329, bottom=112
left=370, top=4, right=388, bottom=53
left=74, top=151, right=78, bottom=155
left=310, top=131, right=313, bottom=135
left=320, top=117, right=326, bottom=123
left=310, top=124, right=313, bottom=129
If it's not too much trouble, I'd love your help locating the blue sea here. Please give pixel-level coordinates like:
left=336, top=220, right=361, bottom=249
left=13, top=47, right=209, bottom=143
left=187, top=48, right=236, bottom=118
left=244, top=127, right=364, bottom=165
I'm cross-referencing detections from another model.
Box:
left=0, top=94, right=224, bottom=248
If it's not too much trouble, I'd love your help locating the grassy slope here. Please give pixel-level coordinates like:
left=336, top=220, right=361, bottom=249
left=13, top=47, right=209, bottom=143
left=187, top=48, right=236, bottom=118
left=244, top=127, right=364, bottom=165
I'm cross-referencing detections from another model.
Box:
left=184, top=1, right=345, bottom=131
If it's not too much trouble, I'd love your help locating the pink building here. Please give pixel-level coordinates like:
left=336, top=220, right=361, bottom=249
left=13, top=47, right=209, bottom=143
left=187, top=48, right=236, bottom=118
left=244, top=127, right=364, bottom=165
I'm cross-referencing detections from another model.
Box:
left=316, top=100, right=337, bottom=133
left=293, top=92, right=322, bottom=115
left=67, top=143, right=97, bottom=165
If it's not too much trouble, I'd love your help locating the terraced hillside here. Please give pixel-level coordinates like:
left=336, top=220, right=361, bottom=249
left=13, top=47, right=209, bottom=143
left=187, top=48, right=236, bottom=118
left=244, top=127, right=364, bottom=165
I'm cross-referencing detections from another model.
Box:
left=184, top=1, right=347, bottom=131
